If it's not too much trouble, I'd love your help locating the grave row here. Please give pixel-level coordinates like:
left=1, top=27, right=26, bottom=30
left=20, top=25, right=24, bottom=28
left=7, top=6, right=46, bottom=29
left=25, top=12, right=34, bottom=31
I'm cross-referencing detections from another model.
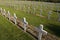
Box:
left=20, top=5, right=60, bottom=21
left=11, top=3, right=60, bottom=21
left=0, top=8, right=47, bottom=40
left=10, top=2, right=54, bottom=15
left=6, top=1, right=60, bottom=22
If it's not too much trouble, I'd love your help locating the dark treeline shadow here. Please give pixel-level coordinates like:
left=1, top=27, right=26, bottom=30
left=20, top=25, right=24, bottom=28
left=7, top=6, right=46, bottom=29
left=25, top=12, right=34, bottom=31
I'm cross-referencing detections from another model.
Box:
left=18, top=0, right=60, bottom=3
left=53, top=10, right=60, bottom=13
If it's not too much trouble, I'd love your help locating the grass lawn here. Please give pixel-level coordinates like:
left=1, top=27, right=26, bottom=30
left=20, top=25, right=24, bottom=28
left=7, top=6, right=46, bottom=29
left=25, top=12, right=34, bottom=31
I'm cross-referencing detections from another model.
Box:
left=0, top=14, right=35, bottom=40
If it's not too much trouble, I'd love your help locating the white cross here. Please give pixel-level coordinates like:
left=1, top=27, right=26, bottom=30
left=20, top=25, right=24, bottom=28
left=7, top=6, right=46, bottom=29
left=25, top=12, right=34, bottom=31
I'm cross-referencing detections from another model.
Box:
left=23, top=17, right=28, bottom=32
left=40, top=4, right=42, bottom=9
left=28, top=7, right=30, bottom=14
left=33, top=8, right=35, bottom=14
left=40, top=9, right=42, bottom=16
left=3, top=9, right=6, bottom=16
left=14, top=13, right=17, bottom=25
left=36, top=24, right=47, bottom=40
left=7, top=11, right=10, bottom=20
left=48, top=11, right=52, bottom=20
left=24, top=5, right=26, bottom=12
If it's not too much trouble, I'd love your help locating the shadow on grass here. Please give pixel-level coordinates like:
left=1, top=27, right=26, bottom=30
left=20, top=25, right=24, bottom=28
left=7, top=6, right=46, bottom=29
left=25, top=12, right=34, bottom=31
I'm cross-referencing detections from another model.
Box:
left=46, top=23, right=60, bottom=37
left=53, top=10, right=60, bottom=13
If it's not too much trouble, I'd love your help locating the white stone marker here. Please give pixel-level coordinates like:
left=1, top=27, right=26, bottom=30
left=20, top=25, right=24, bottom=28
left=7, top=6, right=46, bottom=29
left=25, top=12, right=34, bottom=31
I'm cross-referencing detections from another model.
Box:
left=40, top=9, right=42, bottom=16
left=38, top=24, right=47, bottom=40
left=24, top=5, right=26, bottom=12
left=28, top=7, right=30, bottom=14
left=3, top=9, right=6, bottom=16
left=23, top=17, right=28, bottom=32
left=33, top=8, right=35, bottom=14
left=48, top=11, right=52, bottom=20
left=40, top=4, right=42, bottom=9
left=7, top=11, right=10, bottom=20
left=14, top=13, right=17, bottom=25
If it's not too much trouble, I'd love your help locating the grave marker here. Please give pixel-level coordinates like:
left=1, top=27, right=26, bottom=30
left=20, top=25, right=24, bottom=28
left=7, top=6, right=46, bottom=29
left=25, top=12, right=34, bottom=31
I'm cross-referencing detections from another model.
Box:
left=7, top=11, right=10, bottom=20
left=40, top=4, right=42, bottom=9
left=14, top=13, right=17, bottom=25
left=24, top=5, right=26, bottom=12
left=48, top=11, right=52, bottom=20
left=33, top=8, right=36, bottom=14
left=35, top=24, right=47, bottom=40
left=23, top=17, right=28, bottom=32
left=40, top=9, right=42, bottom=16
left=38, top=24, right=47, bottom=40
left=28, top=7, right=30, bottom=14
left=3, top=9, right=6, bottom=16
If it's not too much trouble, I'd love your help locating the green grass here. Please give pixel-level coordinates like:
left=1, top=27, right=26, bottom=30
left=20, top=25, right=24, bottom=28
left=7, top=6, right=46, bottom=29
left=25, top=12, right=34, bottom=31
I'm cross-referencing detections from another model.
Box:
left=0, top=14, right=35, bottom=40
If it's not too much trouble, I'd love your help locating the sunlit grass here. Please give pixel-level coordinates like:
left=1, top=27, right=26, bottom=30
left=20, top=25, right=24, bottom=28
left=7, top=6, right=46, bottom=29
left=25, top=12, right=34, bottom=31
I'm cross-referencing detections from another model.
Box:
left=0, top=14, right=35, bottom=40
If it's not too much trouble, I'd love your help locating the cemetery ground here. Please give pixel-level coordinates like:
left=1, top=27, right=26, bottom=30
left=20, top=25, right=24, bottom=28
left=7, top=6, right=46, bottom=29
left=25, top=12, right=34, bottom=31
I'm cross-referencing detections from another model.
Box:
left=0, top=13, right=35, bottom=40
left=0, top=1, right=60, bottom=40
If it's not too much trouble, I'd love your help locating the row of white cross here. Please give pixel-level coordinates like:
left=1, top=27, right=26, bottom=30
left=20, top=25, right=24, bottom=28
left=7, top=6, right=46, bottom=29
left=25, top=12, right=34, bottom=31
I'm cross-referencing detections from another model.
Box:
left=20, top=4, right=60, bottom=20
left=23, top=5, right=60, bottom=21
left=0, top=8, right=48, bottom=40
left=26, top=6, right=56, bottom=21
left=0, top=8, right=17, bottom=24
left=25, top=6, right=52, bottom=20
